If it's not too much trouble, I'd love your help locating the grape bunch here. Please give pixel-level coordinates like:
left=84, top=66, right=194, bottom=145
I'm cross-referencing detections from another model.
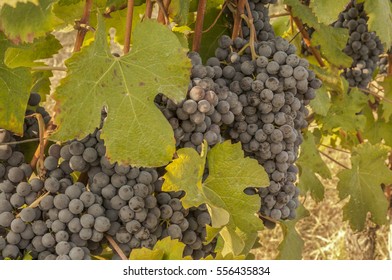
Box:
left=204, top=34, right=321, bottom=221
left=334, top=1, right=384, bottom=88
left=23, top=93, right=51, bottom=139
left=155, top=51, right=243, bottom=151
left=153, top=182, right=216, bottom=260
left=242, top=0, right=276, bottom=41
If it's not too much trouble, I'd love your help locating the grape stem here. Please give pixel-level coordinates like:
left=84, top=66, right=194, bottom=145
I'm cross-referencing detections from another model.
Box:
left=123, top=0, right=135, bottom=54
left=192, top=0, right=207, bottom=52
left=318, top=150, right=350, bottom=169
left=388, top=52, right=392, bottom=76
left=287, top=6, right=325, bottom=67
left=73, top=0, right=93, bottom=52
left=15, top=192, right=50, bottom=218
left=30, top=122, right=56, bottom=175
left=269, top=12, right=290, bottom=18
left=105, top=235, right=128, bottom=260
left=242, top=0, right=258, bottom=60
left=0, top=138, right=41, bottom=146
left=355, top=87, right=392, bottom=104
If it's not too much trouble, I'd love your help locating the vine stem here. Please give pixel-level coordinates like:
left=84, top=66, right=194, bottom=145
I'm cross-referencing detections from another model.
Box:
left=287, top=6, right=325, bottom=67
left=73, top=0, right=93, bottom=52
left=123, top=0, right=135, bottom=54
left=388, top=52, right=392, bottom=76
left=356, top=87, right=392, bottom=104
left=105, top=235, right=127, bottom=260
left=145, top=0, right=153, bottom=19
left=232, top=0, right=245, bottom=40
left=157, top=0, right=170, bottom=25
left=318, top=150, right=350, bottom=169
left=192, top=0, right=207, bottom=52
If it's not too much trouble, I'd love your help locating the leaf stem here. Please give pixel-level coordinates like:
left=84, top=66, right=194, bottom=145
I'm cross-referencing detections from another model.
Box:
left=354, top=87, right=392, bottom=104
left=192, top=0, right=207, bottom=52
left=287, top=6, right=325, bottom=67
left=0, top=138, right=40, bottom=146
left=105, top=235, right=127, bottom=260
left=318, top=150, right=350, bottom=169
left=203, top=1, right=228, bottom=33
left=319, top=143, right=351, bottom=154
left=269, top=12, right=290, bottom=18
left=123, top=0, right=135, bottom=54
left=32, top=66, right=67, bottom=72
left=73, top=0, right=93, bottom=52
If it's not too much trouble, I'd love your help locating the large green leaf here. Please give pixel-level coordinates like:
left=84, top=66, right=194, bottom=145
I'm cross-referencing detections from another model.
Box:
left=4, top=34, right=62, bottom=68
left=277, top=204, right=308, bottom=260
left=51, top=16, right=191, bottom=167
left=320, top=85, right=368, bottom=133
left=297, top=132, right=331, bottom=202
left=364, top=0, right=392, bottom=50
left=129, top=237, right=190, bottom=260
left=0, top=0, right=61, bottom=43
left=284, top=0, right=352, bottom=68
left=380, top=76, right=392, bottom=122
left=309, top=0, right=350, bottom=25
left=163, top=141, right=269, bottom=256
left=0, top=33, right=32, bottom=135
left=337, top=143, right=391, bottom=231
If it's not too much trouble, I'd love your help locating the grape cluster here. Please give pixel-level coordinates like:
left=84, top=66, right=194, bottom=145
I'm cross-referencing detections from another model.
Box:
left=241, top=0, right=276, bottom=42
left=1, top=120, right=217, bottom=259
left=378, top=55, right=389, bottom=75
left=153, top=183, right=216, bottom=260
left=155, top=52, right=243, bottom=151
left=334, top=1, right=384, bottom=88
left=23, top=93, right=51, bottom=139
left=203, top=34, right=321, bottom=221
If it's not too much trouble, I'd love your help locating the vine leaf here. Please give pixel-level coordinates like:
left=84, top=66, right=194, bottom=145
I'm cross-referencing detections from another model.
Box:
left=0, top=0, right=61, bottom=44
left=319, top=85, right=367, bottom=133
left=363, top=107, right=392, bottom=147
left=0, top=0, right=39, bottom=7
left=309, top=0, right=349, bottom=25
left=309, top=84, right=330, bottom=116
left=0, top=33, right=32, bottom=135
left=129, top=237, right=191, bottom=260
left=380, top=76, right=392, bottom=122
left=169, top=0, right=191, bottom=26
left=284, top=0, right=352, bottom=68
left=51, top=16, right=191, bottom=167
left=364, top=0, right=392, bottom=50
left=277, top=204, right=308, bottom=260
left=163, top=141, right=269, bottom=256
left=297, top=131, right=331, bottom=202
left=337, top=143, right=391, bottom=231
left=4, top=34, right=62, bottom=68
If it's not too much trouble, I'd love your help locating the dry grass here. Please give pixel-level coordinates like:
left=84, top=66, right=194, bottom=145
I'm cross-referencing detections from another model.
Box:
left=253, top=148, right=390, bottom=260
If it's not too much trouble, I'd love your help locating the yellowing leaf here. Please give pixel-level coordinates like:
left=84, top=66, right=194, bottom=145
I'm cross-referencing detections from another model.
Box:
left=0, top=0, right=38, bottom=7
left=51, top=16, right=191, bottom=167
left=129, top=237, right=190, bottom=260
left=163, top=141, right=269, bottom=256
left=0, top=0, right=61, bottom=43
left=337, top=143, right=391, bottom=231
left=0, top=33, right=32, bottom=135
